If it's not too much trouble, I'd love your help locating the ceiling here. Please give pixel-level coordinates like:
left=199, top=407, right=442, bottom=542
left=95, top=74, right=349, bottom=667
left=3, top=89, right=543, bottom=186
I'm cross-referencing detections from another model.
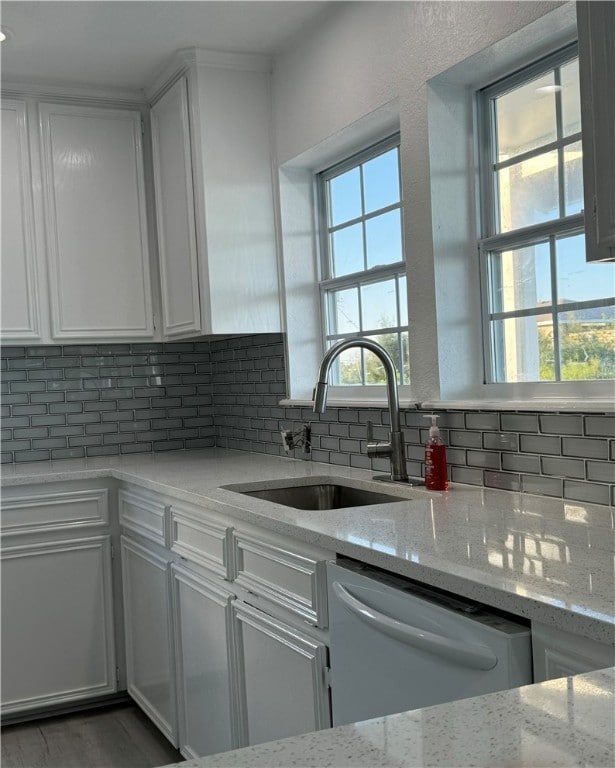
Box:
left=0, top=1, right=332, bottom=91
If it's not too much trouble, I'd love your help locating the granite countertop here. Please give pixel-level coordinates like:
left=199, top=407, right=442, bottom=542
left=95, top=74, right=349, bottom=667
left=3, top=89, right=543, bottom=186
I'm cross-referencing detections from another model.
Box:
left=2, top=447, right=614, bottom=644
left=163, top=667, right=615, bottom=768
left=3, top=449, right=614, bottom=767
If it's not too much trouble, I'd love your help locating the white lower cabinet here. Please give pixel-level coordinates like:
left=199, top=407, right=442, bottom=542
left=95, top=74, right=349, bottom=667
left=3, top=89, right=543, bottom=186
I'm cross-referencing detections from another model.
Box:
left=1, top=484, right=117, bottom=717
left=120, top=535, right=177, bottom=745
left=532, top=621, right=615, bottom=682
left=1, top=537, right=117, bottom=715
left=171, top=562, right=237, bottom=759
left=232, top=601, right=330, bottom=748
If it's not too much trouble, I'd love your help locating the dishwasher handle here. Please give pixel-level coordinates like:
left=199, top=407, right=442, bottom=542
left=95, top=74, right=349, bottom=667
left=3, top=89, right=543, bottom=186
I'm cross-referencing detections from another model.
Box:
left=332, top=581, right=498, bottom=671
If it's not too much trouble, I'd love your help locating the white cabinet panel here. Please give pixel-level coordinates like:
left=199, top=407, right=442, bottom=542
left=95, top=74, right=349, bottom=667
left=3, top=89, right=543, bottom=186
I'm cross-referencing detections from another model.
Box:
left=170, top=501, right=230, bottom=579
left=148, top=51, right=281, bottom=338
left=1, top=536, right=116, bottom=714
left=171, top=563, right=237, bottom=759
left=119, top=487, right=168, bottom=547
left=39, top=102, right=154, bottom=338
left=1, top=487, right=109, bottom=537
left=578, top=1, right=615, bottom=262
left=1, top=99, right=42, bottom=341
left=120, top=536, right=177, bottom=745
left=232, top=601, right=330, bottom=748
left=233, top=529, right=328, bottom=627
left=192, top=64, right=281, bottom=334
left=151, top=77, right=201, bottom=338
left=532, top=621, right=615, bottom=682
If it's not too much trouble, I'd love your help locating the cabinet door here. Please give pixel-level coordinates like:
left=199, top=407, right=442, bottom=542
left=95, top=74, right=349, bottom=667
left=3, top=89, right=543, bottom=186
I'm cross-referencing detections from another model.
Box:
left=1, top=535, right=116, bottom=714
left=1, top=99, right=42, bottom=341
left=191, top=65, right=281, bottom=334
left=232, top=601, right=330, bottom=748
left=39, top=102, right=154, bottom=338
left=150, top=77, right=201, bottom=339
left=578, top=1, right=615, bottom=261
left=171, top=563, right=237, bottom=759
left=120, top=536, right=177, bottom=745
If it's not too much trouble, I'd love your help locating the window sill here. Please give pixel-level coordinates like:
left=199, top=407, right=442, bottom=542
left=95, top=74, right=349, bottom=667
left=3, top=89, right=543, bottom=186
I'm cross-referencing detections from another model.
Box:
left=280, top=397, right=614, bottom=413
left=421, top=399, right=615, bottom=413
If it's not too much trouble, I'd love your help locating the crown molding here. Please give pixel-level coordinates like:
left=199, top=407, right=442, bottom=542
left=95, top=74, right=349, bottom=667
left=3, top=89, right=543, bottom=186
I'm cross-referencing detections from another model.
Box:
left=1, top=80, right=146, bottom=106
left=145, top=46, right=272, bottom=104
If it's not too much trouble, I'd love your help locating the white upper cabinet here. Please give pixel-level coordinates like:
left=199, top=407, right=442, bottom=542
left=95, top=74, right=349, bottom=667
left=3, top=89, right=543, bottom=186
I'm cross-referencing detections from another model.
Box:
left=1, top=99, right=43, bottom=342
left=578, top=1, right=615, bottom=262
left=151, top=77, right=201, bottom=338
left=148, top=50, right=282, bottom=336
left=39, top=102, right=155, bottom=339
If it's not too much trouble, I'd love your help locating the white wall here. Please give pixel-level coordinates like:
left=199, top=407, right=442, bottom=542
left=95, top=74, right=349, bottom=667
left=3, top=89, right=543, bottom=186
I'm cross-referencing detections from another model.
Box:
left=271, top=0, right=573, bottom=402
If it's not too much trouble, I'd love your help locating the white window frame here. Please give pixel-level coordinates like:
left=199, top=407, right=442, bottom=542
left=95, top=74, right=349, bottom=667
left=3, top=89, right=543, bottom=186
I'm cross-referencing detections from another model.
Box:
left=316, top=134, right=411, bottom=402
left=477, top=42, right=615, bottom=397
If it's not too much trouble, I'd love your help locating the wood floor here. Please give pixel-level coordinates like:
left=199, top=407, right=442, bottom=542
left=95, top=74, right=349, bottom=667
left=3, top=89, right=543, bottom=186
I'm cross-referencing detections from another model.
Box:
left=1, top=704, right=184, bottom=768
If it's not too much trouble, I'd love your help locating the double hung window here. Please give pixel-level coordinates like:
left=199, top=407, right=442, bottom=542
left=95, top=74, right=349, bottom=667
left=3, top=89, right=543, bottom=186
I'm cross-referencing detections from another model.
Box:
left=478, top=45, right=615, bottom=384
left=318, top=135, right=409, bottom=388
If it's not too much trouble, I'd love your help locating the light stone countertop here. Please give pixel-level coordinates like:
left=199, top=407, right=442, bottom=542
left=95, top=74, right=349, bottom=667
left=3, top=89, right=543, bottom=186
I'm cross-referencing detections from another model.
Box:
left=162, top=667, right=615, bottom=768
left=3, top=449, right=614, bottom=768
left=2, top=447, right=614, bottom=643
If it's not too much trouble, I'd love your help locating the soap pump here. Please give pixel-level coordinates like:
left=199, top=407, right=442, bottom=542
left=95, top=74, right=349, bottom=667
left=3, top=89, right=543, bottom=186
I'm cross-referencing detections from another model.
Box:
left=423, top=414, right=448, bottom=491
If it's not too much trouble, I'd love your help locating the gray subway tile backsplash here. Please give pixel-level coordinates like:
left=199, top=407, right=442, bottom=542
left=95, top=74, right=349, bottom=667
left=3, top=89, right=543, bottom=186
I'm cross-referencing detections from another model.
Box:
left=541, top=456, right=586, bottom=479
left=563, top=480, right=611, bottom=507
left=500, top=413, right=539, bottom=433
left=539, top=414, right=584, bottom=435
left=584, top=415, right=615, bottom=437
left=2, top=333, right=613, bottom=506
left=464, top=412, right=500, bottom=431
left=519, top=434, right=562, bottom=455
left=562, top=436, right=609, bottom=460
left=521, top=475, right=564, bottom=498
left=2, top=341, right=216, bottom=461
left=586, top=461, right=615, bottom=484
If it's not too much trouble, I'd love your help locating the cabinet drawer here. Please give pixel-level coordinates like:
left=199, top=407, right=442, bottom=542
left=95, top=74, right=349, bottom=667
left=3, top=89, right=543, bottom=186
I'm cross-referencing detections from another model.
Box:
left=119, top=488, right=167, bottom=546
left=1, top=488, right=109, bottom=537
left=232, top=531, right=328, bottom=627
left=170, top=502, right=230, bottom=579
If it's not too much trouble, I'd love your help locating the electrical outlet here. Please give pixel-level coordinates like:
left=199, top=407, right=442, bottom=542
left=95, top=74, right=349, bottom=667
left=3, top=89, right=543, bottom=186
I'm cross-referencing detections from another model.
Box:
left=281, top=430, right=294, bottom=452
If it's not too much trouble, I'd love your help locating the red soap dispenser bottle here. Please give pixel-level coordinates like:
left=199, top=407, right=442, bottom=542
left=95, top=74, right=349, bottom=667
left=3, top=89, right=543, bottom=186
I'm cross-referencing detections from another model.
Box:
left=423, top=414, right=448, bottom=491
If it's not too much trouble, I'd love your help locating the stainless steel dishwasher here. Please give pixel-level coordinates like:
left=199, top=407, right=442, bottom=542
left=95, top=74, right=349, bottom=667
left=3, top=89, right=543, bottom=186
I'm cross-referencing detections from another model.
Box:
left=327, top=558, right=532, bottom=726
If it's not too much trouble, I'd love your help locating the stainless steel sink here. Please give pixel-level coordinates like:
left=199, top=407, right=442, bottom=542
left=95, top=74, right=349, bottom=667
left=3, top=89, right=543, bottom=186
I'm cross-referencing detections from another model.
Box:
left=226, top=481, right=411, bottom=511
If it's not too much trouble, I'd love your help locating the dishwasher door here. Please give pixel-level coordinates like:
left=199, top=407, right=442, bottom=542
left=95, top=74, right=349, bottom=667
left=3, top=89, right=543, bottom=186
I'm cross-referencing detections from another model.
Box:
left=327, top=560, right=532, bottom=726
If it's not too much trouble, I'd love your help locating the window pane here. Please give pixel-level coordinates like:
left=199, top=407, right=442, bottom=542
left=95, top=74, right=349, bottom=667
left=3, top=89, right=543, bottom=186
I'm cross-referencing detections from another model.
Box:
left=329, top=346, right=362, bottom=386
left=556, top=234, right=615, bottom=303
left=491, top=315, right=555, bottom=382
left=365, top=209, right=402, bottom=268
left=564, top=141, right=584, bottom=216
left=488, top=242, right=551, bottom=314
left=559, top=307, right=615, bottom=380
left=329, top=168, right=362, bottom=226
left=361, top=279, right=398, bottom=331
left=497, top=151, right=559, bottom=232
left=364, top=333, right=401, bottom=384
left=495, top=72, right=557, bottom=161
left=560, top=59, right=581, bottom=137
left=328, top=288, right=360, bottom=335
left=363, top=148, right=400, bottom=213
left=331, top=223, right=364, bottom=277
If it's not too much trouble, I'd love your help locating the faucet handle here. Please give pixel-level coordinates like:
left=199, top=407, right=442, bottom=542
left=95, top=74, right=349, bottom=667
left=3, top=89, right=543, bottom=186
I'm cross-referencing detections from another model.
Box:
left=366, top=420, right=392, bottom=457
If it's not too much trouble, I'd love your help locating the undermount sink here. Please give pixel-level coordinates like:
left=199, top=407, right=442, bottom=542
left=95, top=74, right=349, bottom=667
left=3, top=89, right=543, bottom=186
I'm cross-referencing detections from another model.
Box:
left=223, top=480, right=415, bottom=511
